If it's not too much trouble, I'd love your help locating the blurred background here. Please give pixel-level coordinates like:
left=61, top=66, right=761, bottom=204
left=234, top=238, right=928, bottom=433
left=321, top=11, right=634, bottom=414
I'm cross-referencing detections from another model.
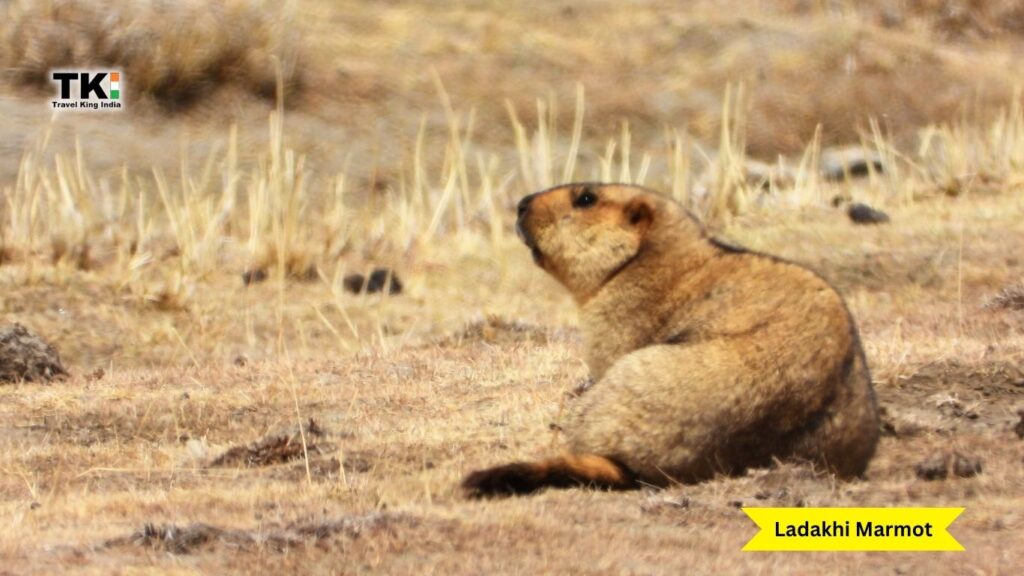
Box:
left=3, top=0, right=1024, bottom=182
left=2, top=0, right=1023, bottom=365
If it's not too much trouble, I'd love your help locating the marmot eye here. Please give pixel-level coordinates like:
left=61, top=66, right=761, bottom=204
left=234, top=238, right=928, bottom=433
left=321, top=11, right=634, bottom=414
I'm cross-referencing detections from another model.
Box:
left=573, top=190, right=597, bottom=209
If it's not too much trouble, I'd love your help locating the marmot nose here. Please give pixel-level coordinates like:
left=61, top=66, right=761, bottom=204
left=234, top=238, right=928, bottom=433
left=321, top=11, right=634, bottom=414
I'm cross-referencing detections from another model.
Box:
left=517, top=194, right=534, bottom=218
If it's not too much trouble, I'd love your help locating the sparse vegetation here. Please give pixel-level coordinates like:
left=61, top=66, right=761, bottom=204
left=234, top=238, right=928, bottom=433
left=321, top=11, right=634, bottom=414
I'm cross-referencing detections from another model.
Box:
left=1, top=0, right=1022, bottom=573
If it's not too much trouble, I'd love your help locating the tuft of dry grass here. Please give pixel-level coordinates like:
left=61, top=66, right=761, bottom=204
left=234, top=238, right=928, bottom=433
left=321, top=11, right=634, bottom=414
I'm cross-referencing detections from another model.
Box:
left=0, top=0, right=303, bottom=108
left=2, top=83, right=1023, bottom=362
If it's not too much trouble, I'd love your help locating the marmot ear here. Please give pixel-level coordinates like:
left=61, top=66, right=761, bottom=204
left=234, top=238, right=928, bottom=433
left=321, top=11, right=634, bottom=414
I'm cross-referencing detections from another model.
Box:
left=624, top=197, right=653, bottom=231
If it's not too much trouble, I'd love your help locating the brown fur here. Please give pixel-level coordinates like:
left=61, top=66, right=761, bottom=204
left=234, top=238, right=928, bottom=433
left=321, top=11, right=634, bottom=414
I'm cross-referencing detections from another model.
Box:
left=463, top=183, right=879, bottom=497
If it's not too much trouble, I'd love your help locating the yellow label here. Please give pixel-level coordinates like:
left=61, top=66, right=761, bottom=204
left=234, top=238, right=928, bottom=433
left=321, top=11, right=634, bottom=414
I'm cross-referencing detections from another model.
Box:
left=742, top=508, right=965, bottom=551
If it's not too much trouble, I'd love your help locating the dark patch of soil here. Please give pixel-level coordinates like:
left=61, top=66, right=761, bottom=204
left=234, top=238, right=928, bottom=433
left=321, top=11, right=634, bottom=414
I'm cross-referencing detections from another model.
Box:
left=210, top=418, right=330, bottom=468
left=0, top=323, right=68, bottom=383
left=105, top=512, right=411, bottom=554
left=642, top=463, right=830, bottom=514
left=877, top=360, right=1024, bottom=439
left=897, top=360, right=1024, bottom=396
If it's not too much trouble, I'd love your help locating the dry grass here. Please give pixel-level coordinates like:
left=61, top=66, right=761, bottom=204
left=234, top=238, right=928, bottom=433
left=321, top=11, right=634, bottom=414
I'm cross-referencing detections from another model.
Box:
left=1, top=0, right=1024, bottom=573
left=296, top=0, right=1024, bottom=158
left=1, top=278, right=1022, bottom=572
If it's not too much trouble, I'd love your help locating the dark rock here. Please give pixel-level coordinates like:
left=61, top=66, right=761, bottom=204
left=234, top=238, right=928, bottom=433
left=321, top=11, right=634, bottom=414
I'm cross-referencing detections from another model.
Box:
left=847, top=203, right=890, bottom=224
left=241, top=269, right=268, bottom=285
left=0, top=323, right=68, bottom=383
left=1014, top=409, right=1024, bottom=439
left=342, top=274, right=365, bottom=293
left=343, top=268, right=402, bottom=295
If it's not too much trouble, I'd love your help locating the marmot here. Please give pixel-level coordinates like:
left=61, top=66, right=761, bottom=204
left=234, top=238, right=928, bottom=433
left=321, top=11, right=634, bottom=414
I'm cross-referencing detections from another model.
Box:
left=463, top=183, right=879, bottom=496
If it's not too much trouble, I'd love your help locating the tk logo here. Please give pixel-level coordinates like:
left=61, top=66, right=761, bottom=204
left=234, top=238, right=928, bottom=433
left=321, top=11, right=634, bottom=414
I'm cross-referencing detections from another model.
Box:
left=50, top=71, right=123, bottom=111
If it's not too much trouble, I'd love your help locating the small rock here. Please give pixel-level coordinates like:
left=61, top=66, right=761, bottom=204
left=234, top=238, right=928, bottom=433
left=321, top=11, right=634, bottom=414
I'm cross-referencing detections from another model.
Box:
left=821, top=145, right=884, bottom=181
left=342, top=274, right=365, bottom=293
left=343, top=268, right=402, bottom=295
left=241, top=269, right=268, bottom=285
left=1014, top=409, right=1024, bottom=439
left=915, top=450, right=983, bottom=480
left=847, top=203, right=890, bottom=224
left=0, top=323, right=68, bottom=383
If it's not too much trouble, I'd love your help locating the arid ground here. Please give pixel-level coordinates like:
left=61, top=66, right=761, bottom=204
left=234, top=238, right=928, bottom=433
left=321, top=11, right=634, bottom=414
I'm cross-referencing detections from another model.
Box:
left=1, top=1, right=1023, bottom=574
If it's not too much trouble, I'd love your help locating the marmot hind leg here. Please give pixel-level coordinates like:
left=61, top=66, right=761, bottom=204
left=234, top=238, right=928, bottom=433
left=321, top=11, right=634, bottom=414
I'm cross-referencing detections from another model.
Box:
left=790, top=350, right=879, bottom=478
left=565, top=341, right=850, bottom=484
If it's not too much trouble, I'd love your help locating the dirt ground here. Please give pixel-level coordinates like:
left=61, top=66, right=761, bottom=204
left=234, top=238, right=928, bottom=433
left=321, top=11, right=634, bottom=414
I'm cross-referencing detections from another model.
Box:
left=1, top=195, right=1022, bottom=574
left=2, top=1, right=1024, bottom=574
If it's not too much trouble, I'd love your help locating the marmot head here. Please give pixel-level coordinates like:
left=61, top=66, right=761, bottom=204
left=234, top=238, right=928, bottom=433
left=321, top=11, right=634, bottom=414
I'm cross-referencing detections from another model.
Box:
left=516, top=183, right=676, bottom=301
